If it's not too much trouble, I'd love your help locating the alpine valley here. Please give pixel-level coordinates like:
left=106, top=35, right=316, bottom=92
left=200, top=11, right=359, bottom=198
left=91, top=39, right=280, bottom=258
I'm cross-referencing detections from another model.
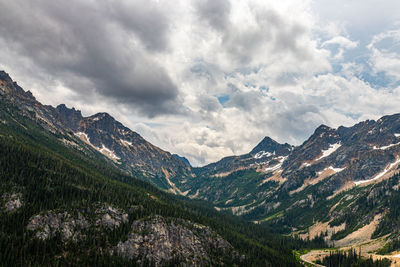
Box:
left=1, top=70, right=399, bottom=266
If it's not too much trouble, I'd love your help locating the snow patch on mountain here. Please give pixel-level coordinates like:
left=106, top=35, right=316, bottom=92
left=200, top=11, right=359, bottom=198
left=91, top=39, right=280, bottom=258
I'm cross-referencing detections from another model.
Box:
left=317, top=142, right=341, bottom=160
left=264, top=163, right=282, bottom=173
left=253, top=151, right=275, bottom=159
left=373, top=142, right=400, bottom=150
left=317, top=166, right=345, bottom=175
left=99, top=144, right=120, bottom=160
left=278, top=156, right=288, bottom=163
left=329, top=166, right=346, bottom=173
left=250, top=156, right=287, bottom=168
left=354, top=158, right=400, bottom=185
left=302, top=162, right=311, bottom=167
left=121, top=139, right=132, bottom=147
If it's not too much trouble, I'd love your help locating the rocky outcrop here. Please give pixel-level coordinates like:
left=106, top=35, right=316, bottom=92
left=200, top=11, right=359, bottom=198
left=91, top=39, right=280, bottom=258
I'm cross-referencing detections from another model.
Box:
left=26, top=204, right=129, bottom=241
left=2, top=192, right=23, bottom=212
left=27, top=211, right=89, bottom=241
left=95, top=203, right=129, bottom=229
left=112, top=215, right=236, bottom=266
left=26, top=207, right=237, bottom=265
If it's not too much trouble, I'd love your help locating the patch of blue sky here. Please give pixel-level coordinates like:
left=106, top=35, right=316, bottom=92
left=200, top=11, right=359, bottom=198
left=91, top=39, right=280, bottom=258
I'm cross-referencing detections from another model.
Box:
left=360, top=71, right=393, bottom=88
left=217, top=95, right=230, bottom=107
left=345, top=113, right=362, bottom=120
left=328, top=48, right=395, bottom=89
left=144, top=122, right=165, bottom=128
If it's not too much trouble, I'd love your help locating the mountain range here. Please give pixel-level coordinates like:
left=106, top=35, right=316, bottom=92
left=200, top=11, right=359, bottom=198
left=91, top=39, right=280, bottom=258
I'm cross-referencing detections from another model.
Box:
left=1, top=70, right=400, bottom=265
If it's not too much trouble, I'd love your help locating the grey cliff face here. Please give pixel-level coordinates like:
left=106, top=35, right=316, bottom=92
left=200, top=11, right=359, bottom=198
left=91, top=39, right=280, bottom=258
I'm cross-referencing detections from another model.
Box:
left=112, top=215, right=237, bottom=266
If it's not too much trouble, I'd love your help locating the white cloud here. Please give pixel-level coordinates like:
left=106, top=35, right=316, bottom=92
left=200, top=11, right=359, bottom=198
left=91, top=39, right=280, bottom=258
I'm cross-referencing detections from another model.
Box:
left=367, top=29, right=400, bottom=80
left=1, top=0, right=400, bottom=166
left=323, top=36, right=358, bottom=49
left=322, top=36, right=358, bottom=59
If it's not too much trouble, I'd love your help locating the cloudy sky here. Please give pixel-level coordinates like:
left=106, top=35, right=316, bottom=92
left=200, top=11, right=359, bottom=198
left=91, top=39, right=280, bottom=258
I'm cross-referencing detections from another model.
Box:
left=1, top=0, right=400, bottom=166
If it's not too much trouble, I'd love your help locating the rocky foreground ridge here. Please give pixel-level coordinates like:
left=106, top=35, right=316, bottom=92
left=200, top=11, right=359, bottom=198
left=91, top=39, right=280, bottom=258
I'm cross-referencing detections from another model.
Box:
left=2, top=195, right=238, bottom=266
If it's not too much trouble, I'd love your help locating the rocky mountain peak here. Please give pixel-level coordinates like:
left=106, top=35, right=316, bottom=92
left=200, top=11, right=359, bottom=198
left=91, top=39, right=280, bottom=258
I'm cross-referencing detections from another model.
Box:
left=309, top=124, right=338, bottom=141
left=56, top=104, right=83, bottom=131
left=314, top=124, right=333, bottom=134
left=250, top=136, right=292, bottom=156
left=55, top=103, right=190, bottom=180
left=300, top=124, right=340, bottom=150
left=90, top=112, right=112, bottom=120
left=82, top=112, right=129, bottom=140
left=87, top=112, right=118, bottom=128
left=56, top=103, right=81, bottom=114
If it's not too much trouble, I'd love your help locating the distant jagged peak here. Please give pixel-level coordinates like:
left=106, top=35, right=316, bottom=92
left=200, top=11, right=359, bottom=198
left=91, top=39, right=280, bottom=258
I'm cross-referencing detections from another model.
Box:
left=83, top=112, right=134, bottom=138
left=301, top=124, right=340, bottom=147
left=313, top=124, right=336, bottom=136
left=56, top=104, right=83, bottom=131
left=56, top=105, right=116, bottom=127
left=250, top=136, right=292, bottom=156
left=315, top=123, right=332, bottom=131
left=56, top=104, right=82, bottom=117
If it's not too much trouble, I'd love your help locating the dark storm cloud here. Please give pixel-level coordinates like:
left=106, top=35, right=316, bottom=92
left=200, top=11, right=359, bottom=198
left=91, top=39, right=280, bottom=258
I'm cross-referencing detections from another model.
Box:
left=108, top=1, right=170, bottom=52
left=196, top=0, right=231, bottom=32
left=0, top=0, right=181, bottom=116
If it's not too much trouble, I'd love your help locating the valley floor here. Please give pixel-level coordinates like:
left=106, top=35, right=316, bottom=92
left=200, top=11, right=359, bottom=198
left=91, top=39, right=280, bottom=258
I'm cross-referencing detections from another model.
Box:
left=300, top=237, right=400, bottom=267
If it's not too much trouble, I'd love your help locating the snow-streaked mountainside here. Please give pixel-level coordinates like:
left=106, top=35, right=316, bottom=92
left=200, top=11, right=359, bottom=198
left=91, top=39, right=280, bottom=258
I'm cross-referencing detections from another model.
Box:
left=176, top=115, right=400, bottom=252
left=0, top=71, right=191, bottom=190
left=4, top=70, right=400, bottom=255
left=56, top=104, right=190, bottom=179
